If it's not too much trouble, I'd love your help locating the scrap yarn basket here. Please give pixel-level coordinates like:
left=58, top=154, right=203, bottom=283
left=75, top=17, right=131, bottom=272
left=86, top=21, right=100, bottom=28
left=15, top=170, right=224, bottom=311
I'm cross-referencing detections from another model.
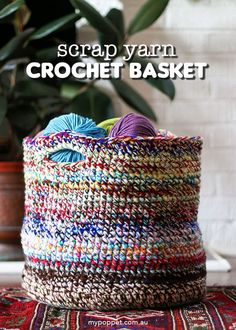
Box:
left=21, top=131, right=206, bottom=311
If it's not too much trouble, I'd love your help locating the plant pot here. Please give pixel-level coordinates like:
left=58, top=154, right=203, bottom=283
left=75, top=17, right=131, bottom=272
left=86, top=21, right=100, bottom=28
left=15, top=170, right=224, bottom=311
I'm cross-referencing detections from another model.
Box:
left=0, top=162, right=24, bottom=244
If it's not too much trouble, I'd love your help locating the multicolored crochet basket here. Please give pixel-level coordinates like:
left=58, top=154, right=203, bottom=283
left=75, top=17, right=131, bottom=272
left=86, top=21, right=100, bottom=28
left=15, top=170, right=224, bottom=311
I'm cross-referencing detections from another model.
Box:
left=21, top=131, right=206, bottom=311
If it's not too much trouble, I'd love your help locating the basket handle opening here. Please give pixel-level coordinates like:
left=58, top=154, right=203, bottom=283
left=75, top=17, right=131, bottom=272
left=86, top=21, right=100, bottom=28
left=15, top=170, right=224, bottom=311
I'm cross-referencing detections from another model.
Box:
left=47, top=147, right=86, bottom=163
left=36, top=135, right=89, bottom=163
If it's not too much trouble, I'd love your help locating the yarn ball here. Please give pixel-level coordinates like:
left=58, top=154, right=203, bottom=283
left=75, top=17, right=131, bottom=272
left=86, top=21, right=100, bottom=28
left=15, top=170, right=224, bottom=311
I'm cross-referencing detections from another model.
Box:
left=43, top=113, right=106, bottom=162
left=109, top=113, right=156, bottom=138
left=97, top=118, right=120, bottom=135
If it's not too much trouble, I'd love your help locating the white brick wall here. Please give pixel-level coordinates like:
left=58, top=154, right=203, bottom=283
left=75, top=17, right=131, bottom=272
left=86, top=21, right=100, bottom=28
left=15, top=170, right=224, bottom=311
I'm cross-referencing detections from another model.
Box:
left=121, top=0, right=236, bottom=255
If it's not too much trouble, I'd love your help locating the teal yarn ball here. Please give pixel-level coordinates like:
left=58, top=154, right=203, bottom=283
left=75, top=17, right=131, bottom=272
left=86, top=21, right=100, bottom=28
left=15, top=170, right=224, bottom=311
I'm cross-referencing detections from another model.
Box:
left=43, top=113, right=106, bottom=162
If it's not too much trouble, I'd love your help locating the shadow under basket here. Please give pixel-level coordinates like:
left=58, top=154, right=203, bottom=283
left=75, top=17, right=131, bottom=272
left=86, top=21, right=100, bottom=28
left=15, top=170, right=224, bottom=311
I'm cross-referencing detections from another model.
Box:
left=21, top=131, right=206, bottom=311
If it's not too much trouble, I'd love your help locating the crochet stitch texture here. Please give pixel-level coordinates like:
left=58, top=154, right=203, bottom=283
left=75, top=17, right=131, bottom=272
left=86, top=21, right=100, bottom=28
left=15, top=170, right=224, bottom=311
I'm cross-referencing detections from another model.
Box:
left=21, top=131, right=206, bottom=310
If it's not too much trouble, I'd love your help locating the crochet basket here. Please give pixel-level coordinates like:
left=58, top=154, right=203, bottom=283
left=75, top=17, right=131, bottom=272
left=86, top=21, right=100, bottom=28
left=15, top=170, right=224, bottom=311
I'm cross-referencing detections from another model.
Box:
left=21, top=131, right=206, bottom=311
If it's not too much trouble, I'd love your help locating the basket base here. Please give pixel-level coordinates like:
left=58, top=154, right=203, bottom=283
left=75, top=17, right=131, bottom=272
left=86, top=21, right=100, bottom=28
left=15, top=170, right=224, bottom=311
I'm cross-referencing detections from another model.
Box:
left=22, top=266, right=206, bottom=311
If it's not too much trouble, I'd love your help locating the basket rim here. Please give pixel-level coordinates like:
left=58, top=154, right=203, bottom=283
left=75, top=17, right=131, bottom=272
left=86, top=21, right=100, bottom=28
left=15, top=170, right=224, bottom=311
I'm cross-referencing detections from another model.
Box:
left=24, top=131, right=203, bottom=145
left=23, top=131, right=203, bottom=167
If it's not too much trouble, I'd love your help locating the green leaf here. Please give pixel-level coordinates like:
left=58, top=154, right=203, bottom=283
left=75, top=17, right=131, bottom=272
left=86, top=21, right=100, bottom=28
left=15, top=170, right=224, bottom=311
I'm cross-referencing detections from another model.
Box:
left=0, top=28, right=34, bottom=62
left=107, top=9, right=125, bottom=40
left=65, top=86, right=114, bottom=123
left=71, top=0, right=120, bottom=41
left=31, top=13, right=81, bottom=40
left=111, top=79, right=156, bottom=121
left=0, top=1, right=9, bottom=11
left=14, top=80, right=59, bottom=98
left=0, top=95, right=7, bottom=125
left=99, top=9, right=125, bottom=48
left=35, top=47, right=58, bottom=62
left=0, top=0, right=24, bottom=20
left=61, top=81, right=85, bottom=99
left=128, top=0, right=169, bottom=35
left=130, top=55, right=175, bottom=100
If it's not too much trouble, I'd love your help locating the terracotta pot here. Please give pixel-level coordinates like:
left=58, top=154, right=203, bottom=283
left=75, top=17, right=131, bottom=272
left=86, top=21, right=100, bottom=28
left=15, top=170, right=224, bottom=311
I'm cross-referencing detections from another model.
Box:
left=0, top=162, right=24, bottom=243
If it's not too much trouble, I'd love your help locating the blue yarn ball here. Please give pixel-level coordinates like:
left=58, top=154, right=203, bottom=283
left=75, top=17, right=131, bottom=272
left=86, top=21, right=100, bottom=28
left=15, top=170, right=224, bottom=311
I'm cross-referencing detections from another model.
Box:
left=43, top=113, right=106, bottom=162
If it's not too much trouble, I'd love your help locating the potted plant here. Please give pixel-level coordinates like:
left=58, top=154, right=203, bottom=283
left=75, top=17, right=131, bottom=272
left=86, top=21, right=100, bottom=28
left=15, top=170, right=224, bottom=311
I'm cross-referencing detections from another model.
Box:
left=0, top=0, right=175, bottom=248
left=0, top=0, right=79, bottom=249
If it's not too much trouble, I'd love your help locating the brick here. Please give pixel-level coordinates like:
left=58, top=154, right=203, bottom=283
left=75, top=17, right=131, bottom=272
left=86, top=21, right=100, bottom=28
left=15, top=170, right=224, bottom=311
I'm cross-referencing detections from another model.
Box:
left=208, top=125, right=236, bottom=147
left=172, top=0, right=211, bottom=4
left=198, top=197, right=235, bottom=221
left=210, top=80, right=236, bottom=99
left=217, top=173, right=236, bottom=196
left=209, top=32, right=236, bottom=53
left=163, top=101, right=236, bottom=123
left=130, top=31, right=210, bottom=55
left=233, top=111, right=236, bottom=121
left=201, top=149, right=236, bottom=172
left=168, top=55, right=236, bottom=79
left=121, top=77, right=210, bottom=102
left=210, top=0, right=236, bottom=5
left=175, top=80, right=211, bottom=100
left=165, top=1, right=236, bottom=30
left=201, top=172, right=217, bottom=196
left=203, top=56, right=236, bottom=78
left=199, top=220, right=236, bottom=255
left=131, top=31, right=236, bottom=55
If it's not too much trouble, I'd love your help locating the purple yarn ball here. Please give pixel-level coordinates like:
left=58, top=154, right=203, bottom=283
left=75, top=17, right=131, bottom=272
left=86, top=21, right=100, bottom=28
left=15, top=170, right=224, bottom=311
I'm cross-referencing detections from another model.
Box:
left=109, top=113, right=156, bottom=138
